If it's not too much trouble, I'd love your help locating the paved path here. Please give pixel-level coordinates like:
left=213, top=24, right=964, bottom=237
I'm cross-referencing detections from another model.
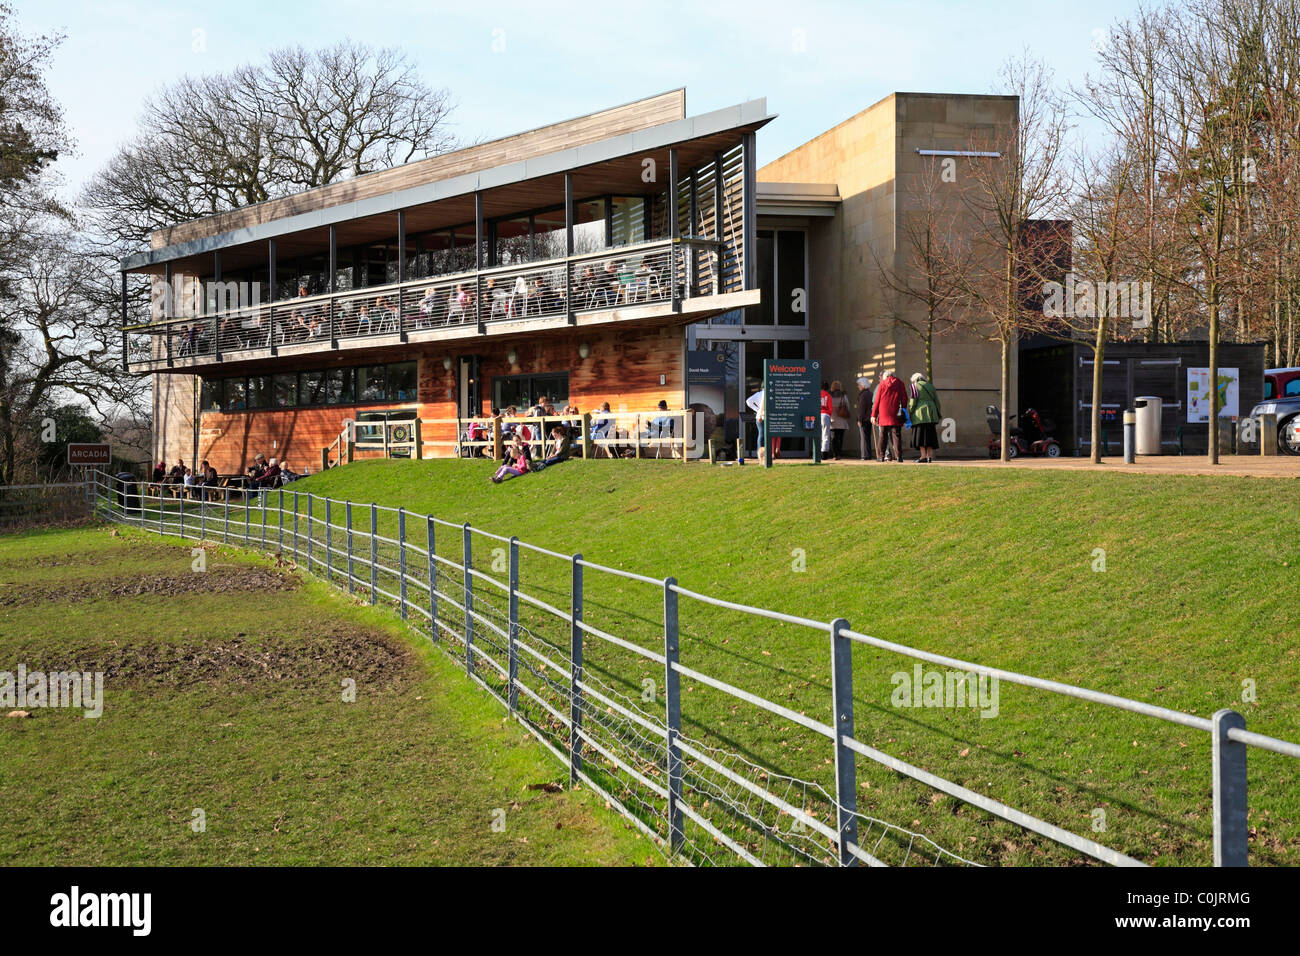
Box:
left=815, top=454, right=1300, bottom=478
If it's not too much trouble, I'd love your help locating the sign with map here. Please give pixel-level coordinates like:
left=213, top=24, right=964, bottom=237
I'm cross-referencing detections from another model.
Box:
left=1187, top=367, right=1239, bottom=422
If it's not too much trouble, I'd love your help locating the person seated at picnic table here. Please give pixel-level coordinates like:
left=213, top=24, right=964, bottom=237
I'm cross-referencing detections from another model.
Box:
left=152, top=461, right=166, bottom=484
left=255, top=457, right=282, bottom=488
left=198, top=460, right=219, bottom=500
left=167, top=458, right=186, bottom=483
left=182, top=467, right=198, bottom=498
left=489, top=435, right=531, bottom=483
left=356, top=304, right=372, bottom=334
left=247, top=452, right=269, bottom=483
left=279, top=460, right=302, bottom=483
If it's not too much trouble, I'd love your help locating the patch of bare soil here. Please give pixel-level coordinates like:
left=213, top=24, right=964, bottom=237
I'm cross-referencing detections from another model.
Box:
left=7, top=625, right=418, bottom=693
left=0, top=567, right=299, bottom=608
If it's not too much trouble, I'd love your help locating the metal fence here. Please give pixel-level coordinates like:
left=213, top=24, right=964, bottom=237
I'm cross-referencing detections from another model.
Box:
left=0, top=481, right=92, bottom=529
left=81, top=470, right=1300, bottom=867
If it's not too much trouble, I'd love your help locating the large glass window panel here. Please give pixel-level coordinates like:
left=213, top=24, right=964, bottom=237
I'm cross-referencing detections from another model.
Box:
left=388, top=361, right=417, bottom=402
left=327, top=367, right=355, bottom=405
left=272, top=373, right=298, bottom=408
left=494, top=218, right=531, bottom=266
left=533, top=210, right=567, bottom=260
left=357, top=365, right=387, bottom=402
left=451, top=227, right=479, bottom=274
left=299, top=369, right=327, bottom=406
left=748, top=229, right=775, bottom=325
left=610, top=197, right=646, bottom=246
left=223, top=377, right=246, bottom=411
left=572, top=200, right=606, bottom=254
left=201, top=379, right=223, bottom=411
left=776, top=231, right=807, bottom=326
left=248, top=375, right=272, bottom=409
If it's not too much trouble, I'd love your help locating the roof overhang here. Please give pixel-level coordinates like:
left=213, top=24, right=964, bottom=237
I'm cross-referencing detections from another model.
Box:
left=123, top=99, right=775, bottom=274
left=755, top=181, right=840, bottom=219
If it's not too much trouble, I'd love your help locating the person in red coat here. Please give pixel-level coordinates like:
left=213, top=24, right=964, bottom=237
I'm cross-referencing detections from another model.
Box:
left=871, top=370, right=907, bottom=462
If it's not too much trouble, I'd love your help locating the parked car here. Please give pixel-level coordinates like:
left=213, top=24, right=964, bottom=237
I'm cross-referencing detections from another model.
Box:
left=1264, top=367, right=1300, bottom=401
left=1247, top=395, right=1300, bottom=455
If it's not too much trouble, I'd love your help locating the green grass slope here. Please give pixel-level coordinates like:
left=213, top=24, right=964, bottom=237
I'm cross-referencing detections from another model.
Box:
left=286, top=458, right=1300, bottom=865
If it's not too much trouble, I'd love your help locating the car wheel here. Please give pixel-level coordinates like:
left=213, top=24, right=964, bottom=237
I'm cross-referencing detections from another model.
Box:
left=1281, top=414, right=1300, bottom=455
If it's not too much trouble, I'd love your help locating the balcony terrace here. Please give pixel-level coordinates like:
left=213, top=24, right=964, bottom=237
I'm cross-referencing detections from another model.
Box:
left=121, top=96, right=772, bottom=375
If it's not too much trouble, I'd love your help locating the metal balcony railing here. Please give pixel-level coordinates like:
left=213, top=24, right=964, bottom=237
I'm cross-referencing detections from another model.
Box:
left=127, top=237, right=722, bottom=370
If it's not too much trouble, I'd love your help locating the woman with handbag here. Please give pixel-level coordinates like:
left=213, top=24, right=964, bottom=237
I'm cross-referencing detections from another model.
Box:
left=829, top=380, right=851, bottom=460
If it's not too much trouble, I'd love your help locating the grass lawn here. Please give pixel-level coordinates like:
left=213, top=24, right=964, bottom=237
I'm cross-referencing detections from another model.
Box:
left=266, top=457, right=1300, bottom=866
left=0, top=524, right=660, bottom=866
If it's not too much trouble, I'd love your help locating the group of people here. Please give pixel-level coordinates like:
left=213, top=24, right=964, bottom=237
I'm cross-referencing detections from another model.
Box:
left=490, top=422, right=574, bottom=483
left=839, top=370, right=941, bottom=463
left=149, top=451, right=302, bottom=499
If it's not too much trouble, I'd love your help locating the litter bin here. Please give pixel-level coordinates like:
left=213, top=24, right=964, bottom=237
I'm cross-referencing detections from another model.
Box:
left=1134, top=396, right=1163, bottom=455
left=114, top=471, right=140, bottom=515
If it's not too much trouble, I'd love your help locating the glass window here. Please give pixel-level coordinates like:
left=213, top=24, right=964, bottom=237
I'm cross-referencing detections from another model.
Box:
left=299, top=370, right=327, bottom=406
left=494, top=217, right=532, bottom=266
left=248, top=375, right=272, bottom=409
left=357, top=365, right=387, bottom=402
left=533, top=210, right=567, bottom=260
left=224, top=377, right=247, bottom=411
left=388, top=361, right=417, bottom=401
left=572, top=200, right=606, bottom=254
left=201, top=379, right=223, bottom=411
left=328, top=367, right=355, bottom=405
left=451, top=227, right=478, bottom=274
left=610, top=197, right=646, bottom=246
left=273, top=373, right=298, bottom=408
left=777, top=231, right=807, bottom=326
left=749, top=230, right=775, bottom=325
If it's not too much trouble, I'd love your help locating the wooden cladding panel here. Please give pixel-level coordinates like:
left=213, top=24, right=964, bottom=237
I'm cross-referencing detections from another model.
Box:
left=153, top=90, right=687, bottom=248
left=187, top=325, right=684, bottom=470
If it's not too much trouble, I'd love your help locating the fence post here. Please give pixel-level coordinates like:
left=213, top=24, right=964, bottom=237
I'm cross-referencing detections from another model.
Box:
left=369, top=504, right=378, bottom=604
left=223, top=486, right=230, bottom=543
left=397, top=507, right=408, bottom=620
left=1212, top=709, right=1249, bottom=867
left=492, top=418, right=503, bottom=461
left=200, top=488, right=206, bottom=541
left=260, top=492, right=267, bottom=549
left=178, top=489, right=185, bottom=539
left=582, top=412, right=593, bottom=459
left=427, top=516, right=438, bottom=641
left=345, top=502, right=354, bottom=594
left=830, top=617, right=859, bottom=866
left=158, top=482, right=165, bottom=536
left=292, top=492, right=300, bottom=561
left=306, top=495, right=314, bottom=573
left=325, top=498, right=333, bottom=582
left=277, top=489, right=283, bottom=553
left=508, top=536, right=519, bottom=714
left=663, top=576, right=683, bottom=854
left=569, top=553, right=584, bottom=786
left=243, top=487, right=250, bottom=547
left=462, top=523, right=474, bottom=674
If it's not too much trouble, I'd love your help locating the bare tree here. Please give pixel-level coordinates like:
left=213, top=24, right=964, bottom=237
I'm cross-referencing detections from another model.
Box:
left=81, top=40, right=460, bottom=255
left=954, top=54, right=1072, bottom=461
left=872, top=157, right=970, bottom=380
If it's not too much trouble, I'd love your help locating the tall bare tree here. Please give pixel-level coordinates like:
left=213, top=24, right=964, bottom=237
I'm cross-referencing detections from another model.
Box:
left=954, top=54, right=1072, bottom=461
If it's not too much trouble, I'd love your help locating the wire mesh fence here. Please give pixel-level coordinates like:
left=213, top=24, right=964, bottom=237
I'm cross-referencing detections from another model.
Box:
left=79, top=471, right=1300, bottom=868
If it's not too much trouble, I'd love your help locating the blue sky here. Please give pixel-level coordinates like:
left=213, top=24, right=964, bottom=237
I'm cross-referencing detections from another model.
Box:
left=23, top=0, right=1145, bottom=200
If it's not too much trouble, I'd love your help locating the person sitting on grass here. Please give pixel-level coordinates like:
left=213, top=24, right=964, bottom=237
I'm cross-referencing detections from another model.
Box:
left=534, top=424, right=572, bottom=470
left=490, top=436, right=531, bottom=483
